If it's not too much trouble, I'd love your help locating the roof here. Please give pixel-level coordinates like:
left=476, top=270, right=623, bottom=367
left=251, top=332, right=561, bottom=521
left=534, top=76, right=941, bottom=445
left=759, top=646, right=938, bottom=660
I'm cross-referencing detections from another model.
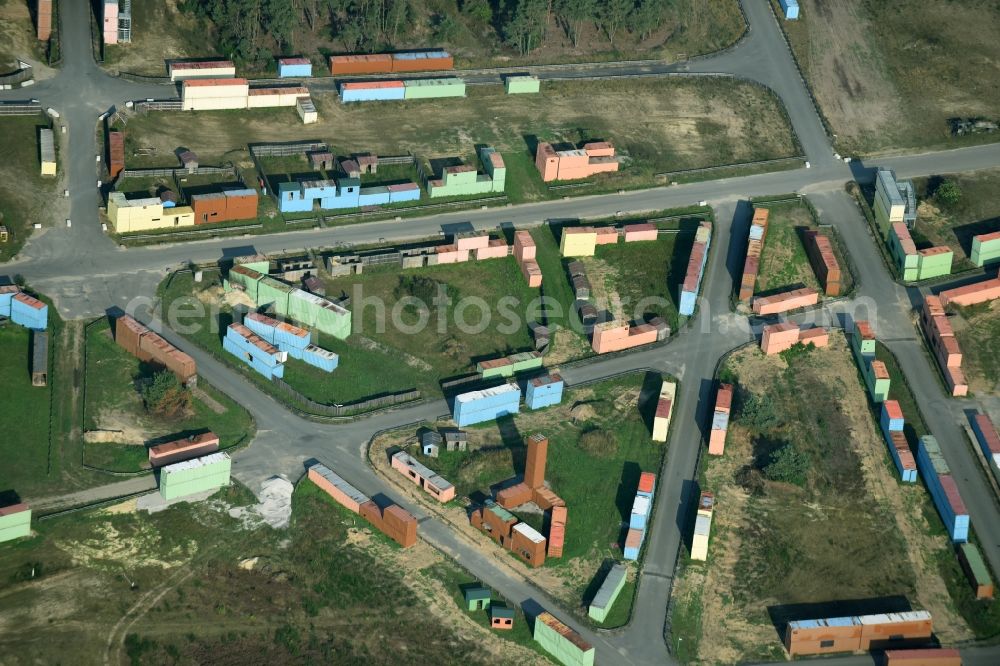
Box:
left=485, top=501, right=516, bottom=523
left=512, top=522, right=545, bottom=543
left=0, top=502, right=30, bottom=517
left=871, top=360, right=890, bottom=379
left=172, top=60, right=235, bottom=70
left=637, top=472, right=656, bottom=494
left=536, top=613, right=593, bottom=652
left=456, top=383, right=520, bottom=404
left=278, top=57, right=311, bottom=65
left=161, top=451, right=230, bottom=474
left=490, top=605, right=515, bottom=619
left=883, top=400, right=904, bottom=421
left=309, top=463, right=369, bottom=505
left=959, top=542, right=992, bottom=584
left=463, top=586, right=491, bottom=600
left=182, top=77, right=248, bottom=87
left=591, top=564, right=627, bottom=610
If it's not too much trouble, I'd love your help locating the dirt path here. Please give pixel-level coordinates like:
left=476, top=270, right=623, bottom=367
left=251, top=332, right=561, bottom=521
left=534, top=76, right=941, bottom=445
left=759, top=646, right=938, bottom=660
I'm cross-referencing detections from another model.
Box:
left=103, top=564, right=196, bottom=666
left=27, top=476, right=157, bottom=513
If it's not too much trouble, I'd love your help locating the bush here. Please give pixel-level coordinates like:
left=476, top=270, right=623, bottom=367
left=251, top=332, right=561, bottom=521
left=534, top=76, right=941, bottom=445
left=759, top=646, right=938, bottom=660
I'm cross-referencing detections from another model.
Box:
left=933, top=179, right=962, bottom=207
left=763, top=444, right=810, bottom=486
left=579, top=428, right=616, bottom=457
left=141, top=371, right=192, bottom=417
left=740, top=392, right=779, bottom=432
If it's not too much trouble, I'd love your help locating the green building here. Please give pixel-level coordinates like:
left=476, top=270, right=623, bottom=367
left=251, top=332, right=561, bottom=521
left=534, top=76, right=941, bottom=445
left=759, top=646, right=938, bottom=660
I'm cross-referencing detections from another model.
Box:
left=234, top=254, right=271, bottom=275
left=864, top=359, right=891, bottom=403
left=850, top=321, right=876, bottom=366
left=427, top=145, right=506, bottom=199
left=534, top=612, right=595, bottom=666
left=403, top=78, right=466, bottom=99
left=959, top=542, right=994, bottom=598
left=887, top=225, right=953, bottom=281
left=477, top=351, right=543, bottom=378
left=971, top=233, right=1000, bottom=267
left=916, top=247, right=953, bottom=280
left=0, top=504, right=31, bottom=543
left=463, top=585, right=491, bottom=611
left=588, top=564, right=626, bottom=623
left=225, top=263, right=352, bottom=340
left=159, top=452, right=232, bottom=501
left=505, top=75, right=540, bottom=94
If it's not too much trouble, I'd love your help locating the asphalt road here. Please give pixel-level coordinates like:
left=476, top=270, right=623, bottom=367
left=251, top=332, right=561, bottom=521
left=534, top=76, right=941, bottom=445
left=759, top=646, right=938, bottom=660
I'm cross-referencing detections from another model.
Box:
left=5, top=2, right=1000, bottom=665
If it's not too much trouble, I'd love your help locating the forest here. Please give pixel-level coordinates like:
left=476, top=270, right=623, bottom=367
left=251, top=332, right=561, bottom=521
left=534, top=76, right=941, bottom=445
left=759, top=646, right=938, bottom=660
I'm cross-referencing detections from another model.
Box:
left=179, top=0, right=689, bottom=63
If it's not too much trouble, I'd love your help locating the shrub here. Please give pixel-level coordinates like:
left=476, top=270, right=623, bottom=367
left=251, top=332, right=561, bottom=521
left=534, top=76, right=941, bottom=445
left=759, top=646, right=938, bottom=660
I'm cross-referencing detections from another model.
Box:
left=763, top=444, right=810, bottom=486
left=933, top=179, right=962, bottom=207
left=740, top=392, right=779, bottom=432
left=141, top=371, right=192, bottom=417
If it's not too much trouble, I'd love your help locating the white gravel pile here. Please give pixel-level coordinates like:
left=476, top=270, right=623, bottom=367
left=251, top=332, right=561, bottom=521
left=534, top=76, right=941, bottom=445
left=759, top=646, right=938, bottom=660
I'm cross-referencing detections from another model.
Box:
left=229, top=476, right=294, bottom=529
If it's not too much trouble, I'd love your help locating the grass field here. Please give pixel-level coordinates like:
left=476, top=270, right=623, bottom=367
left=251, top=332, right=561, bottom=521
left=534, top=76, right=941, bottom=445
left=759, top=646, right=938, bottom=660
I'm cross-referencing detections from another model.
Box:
left=119, top=77, right=798, bottom=201
left=907, top=169, right=1000, bottom=271
left=951, top=302, right=1000, bottom=397
left=779, top=0, right=1000, bottom=155
left=672, top=337, right=974, bottom=663
left=159, top=255, right=546, bottom=407
left=372, top=372, right=665, bottom=613
left=751, top=198, right=855, bottom=298
left=98, top=0, right=744, bottom=75
left=81, top=320, right=255, bottom=473
left=0, top=115, right=62, bottom=262
left=0, top=480, right=544, bottom=665
left=0, top=324, right=52, bottom=495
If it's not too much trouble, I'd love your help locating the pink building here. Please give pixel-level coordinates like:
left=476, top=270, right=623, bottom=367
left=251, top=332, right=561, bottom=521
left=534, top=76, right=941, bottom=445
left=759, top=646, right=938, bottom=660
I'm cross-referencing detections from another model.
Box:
left=391, top=451, right=456, bottom=503
left=591, top=320, right=658, bottom=354
left=513, top=231, right=536, bottom=262
left=535, top=141, right=621, bottom=182
left=455, top=234, right=490, bottom=251
left=520, top=259, right=543, bottom=287
left=752, top=287, right=820, bottom=316
left=760, top=323, right=800, bottom=354
left=939, top=270, right=1000, bottom=307
left=624, top=223, right=658, bottom=242
left=435, top=245, right=470, bottom=264
left=475, top=239, right=509, bottom=260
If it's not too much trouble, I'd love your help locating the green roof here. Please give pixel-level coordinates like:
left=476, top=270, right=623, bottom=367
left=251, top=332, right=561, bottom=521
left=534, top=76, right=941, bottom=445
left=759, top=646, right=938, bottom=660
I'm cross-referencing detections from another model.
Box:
left=486, top=501, right=516, bottom=523
left=490, top=605, right=515, bottom=619
left=464, top=586, right=491, bottom=601
left=961, top=543, right=993, bottom=585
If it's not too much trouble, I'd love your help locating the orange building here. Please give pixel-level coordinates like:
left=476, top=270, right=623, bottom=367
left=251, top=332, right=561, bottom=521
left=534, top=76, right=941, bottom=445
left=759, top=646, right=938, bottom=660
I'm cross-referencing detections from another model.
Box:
left=548, top=505, right=567, bottom=557
left=535, top=141, right=621, bottom=182
left=708, top=384, right=733, bottom=456
left=939, top=269, right=1000, bottom=307
left=191, top=189, right=259, bottom=225
left=804, top=230, right=843, bottom=296
left=920, top=295, right=969, bottom=396
left=760, top=323, right=800, bottom=355
left=148, top=432, right=219, bottom=468
left=591, top=320, right=659, bottom=354
left=752, top=287, right=820, bottom=315
left=524, top=433, right=548, bottom=488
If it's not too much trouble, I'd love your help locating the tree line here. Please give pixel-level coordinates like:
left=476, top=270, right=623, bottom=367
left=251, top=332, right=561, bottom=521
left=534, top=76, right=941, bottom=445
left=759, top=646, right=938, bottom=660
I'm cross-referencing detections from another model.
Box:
left=179, top=0, right=674, bottom=64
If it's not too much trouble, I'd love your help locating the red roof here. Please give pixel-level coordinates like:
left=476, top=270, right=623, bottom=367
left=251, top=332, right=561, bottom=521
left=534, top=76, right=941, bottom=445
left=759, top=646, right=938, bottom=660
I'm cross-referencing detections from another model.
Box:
left=0, top=503, right=29, bottom=517
left=883, top=400, right=903, bottom=421
left=13, top=292, right=45, bottom=310
left=624, top=528, right=643, bottom=548
left=342, top=80, right=404, bottom=89
left=183, top=78, right=247, bottom=87
left=939, top=475, right=968, bottom=515
left=974, top=414, right=1000, bottom=454
left=655, top=399, right=673, bottom=418
left=637, top=472, right=656, bottom=494
left=884, top=649, right=961, bottom=661
left=278, top=57, right=311, bottom=65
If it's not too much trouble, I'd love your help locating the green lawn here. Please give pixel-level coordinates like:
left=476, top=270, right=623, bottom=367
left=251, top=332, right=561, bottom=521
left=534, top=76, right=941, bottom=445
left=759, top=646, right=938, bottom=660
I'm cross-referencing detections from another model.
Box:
left=160, top=257, right=543, bottom=408
left=0, top=324, right=51, bottom=494
left=417, top=373, right=666, bottom=599
left=81, top=320, right=255, bottom=473
left=0, top=115, right=59, bottom=261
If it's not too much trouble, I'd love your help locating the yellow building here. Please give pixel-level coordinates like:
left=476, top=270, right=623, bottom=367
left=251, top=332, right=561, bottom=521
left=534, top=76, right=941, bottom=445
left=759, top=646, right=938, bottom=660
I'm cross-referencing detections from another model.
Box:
left=40, top=128, right=56, bottom=176
left=107, top=192, right=195, bottom=233
left=559, top=227, right=598, bottom=257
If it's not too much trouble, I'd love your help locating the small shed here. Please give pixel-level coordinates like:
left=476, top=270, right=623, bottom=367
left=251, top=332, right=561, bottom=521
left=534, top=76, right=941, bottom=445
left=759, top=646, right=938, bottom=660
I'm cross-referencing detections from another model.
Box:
left=0, top=225, right=8, bottom=243
left=303, top=275, right=325, bottom=296
left=463, top=585, right=491, bottom=611
left=339, top=159, right=361, bottom=179
left=421, top=430, right=443, bottom=458
left=179, top=150, right=198, bottom=173
left=308, top=151, right=334, bottom=171
left=356, top=154, right=378, bottom=174
left=444, top=430, right=468, bottom=452
left=490, top=605, right=515, bottom=630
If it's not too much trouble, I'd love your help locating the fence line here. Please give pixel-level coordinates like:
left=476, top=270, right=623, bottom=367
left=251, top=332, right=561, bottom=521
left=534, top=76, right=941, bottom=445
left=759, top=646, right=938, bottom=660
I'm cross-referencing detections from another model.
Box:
left=655, top=155, right=806, bottom=180
left=270, top=379, right=420, bottom=417
left=250, top=141, right=329, bottom=158
left=0, top=65, right=33, bottom=87
left=135, top=100, right=182, bottom=112
left=0, top=103, right=42, bottom=116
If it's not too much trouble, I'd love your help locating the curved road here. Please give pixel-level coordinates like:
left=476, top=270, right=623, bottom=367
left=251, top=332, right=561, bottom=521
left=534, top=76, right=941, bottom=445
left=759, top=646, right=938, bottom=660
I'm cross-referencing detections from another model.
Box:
left=5, top=2, right=1000, bottom=665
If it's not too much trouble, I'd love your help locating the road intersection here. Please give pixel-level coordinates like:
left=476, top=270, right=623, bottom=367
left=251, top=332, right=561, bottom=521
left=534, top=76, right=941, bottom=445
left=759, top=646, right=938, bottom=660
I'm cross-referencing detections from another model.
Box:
left=5, top=2, right=1000, bottom=664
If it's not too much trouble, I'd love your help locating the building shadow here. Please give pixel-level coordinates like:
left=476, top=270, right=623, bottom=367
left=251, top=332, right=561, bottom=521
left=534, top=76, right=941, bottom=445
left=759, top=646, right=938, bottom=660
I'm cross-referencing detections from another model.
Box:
left=726, top=200, right=755, bottom=293
left=581, top=559, right=618, bottom=608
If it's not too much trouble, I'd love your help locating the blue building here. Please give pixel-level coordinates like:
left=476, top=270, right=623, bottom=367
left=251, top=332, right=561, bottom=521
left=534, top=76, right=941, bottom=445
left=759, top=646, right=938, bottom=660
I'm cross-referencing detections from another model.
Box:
left=10, top=292, right=48, bottom=330
left=302, top=344, right=339, bottom=372
left=524, top=373, right=564, bottom=410
left=779, top=0, right=799, bottom=20
left=340, top=83, right=406, bottom=103
left=277, top=57, right=313, bottom=78
left=679, top=222, right=712, bottom=316
left=278, top=178, right=361, bottom=213
left=453, top=383, right=521, bottom=427
left=223, top=323, right=287, bottom=380
left=916, top=435, right=969, bottom=542
left=629, top=495, right=651, bottom=531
